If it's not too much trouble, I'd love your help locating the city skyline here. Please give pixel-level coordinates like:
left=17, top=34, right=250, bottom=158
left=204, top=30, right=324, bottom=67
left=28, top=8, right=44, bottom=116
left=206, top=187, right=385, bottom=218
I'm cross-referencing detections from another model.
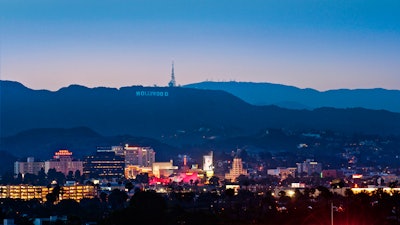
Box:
left=1, top=1, right=400, bottom=91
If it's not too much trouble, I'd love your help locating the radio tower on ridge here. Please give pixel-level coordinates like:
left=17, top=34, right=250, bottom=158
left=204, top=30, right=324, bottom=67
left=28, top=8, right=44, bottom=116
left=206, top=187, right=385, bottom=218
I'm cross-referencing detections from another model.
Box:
left=168, top=61, right=176, bottom=87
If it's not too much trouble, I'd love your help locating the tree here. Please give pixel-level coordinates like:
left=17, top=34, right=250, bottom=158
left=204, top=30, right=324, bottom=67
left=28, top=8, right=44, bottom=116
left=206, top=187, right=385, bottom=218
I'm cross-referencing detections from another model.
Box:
left=128, top=191, right=167, bottom=225
left=209, top=176, right=220, bottom=186
left=37, top=168, right=47, bottom=185
left=66, top=171, right=74, bottom=181
left=57, top=199, right=81, bottom=216
left=278, top=190, right=291, bottom=206
left=45, top=193, right=57, bottom=206
left=108, top=189, right=128, bottom=210
left=55, top=171, right=66, bottom=184
left=237, top=175, right=250, bottom=189
left=136, top=173, right=149, bottom=184
left=99, top=192, right=108, bottom=212
left=16, top=173, right=23, bottom=184
left=47, top=168, right=66, bottom=184
left=24, top=173, right=38, bottom=185
left=389, top=180, right=398, bottom=188
left=1, top=171, right=15, bottom=184
left=125, top=181, right=134, bottom=192
left=129, top=191, right=166, bottom=212
left=74, top=170, right=82, bottom=183
left=99, top=192, right=108, bottom=203
left=80, top=198, right=103, bottom=221
left=331, top=179, right=345, bottom=189
left=47, top=168, right=58, bottom=182
left=316, top=186, right=333, bottom=200
left=52, top=185, right=61, bottom=200
left=225, top=188, right=235, bottom=198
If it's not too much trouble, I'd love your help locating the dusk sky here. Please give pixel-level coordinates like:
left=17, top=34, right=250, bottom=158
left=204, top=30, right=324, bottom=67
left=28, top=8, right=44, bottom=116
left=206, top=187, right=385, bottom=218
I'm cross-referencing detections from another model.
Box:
left=1, top=0, right=399, bottom=91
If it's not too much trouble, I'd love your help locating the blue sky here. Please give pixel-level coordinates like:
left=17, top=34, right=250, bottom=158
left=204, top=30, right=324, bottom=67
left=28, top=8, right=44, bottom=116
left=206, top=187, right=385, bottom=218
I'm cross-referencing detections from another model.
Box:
left=1, top=0, right=399, bottom=90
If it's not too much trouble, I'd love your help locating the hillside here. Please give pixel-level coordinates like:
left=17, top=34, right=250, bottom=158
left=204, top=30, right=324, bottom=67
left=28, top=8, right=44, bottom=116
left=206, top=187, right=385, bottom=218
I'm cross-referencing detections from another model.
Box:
left=185, top=81, right=400, bottom=112
left=0, top=126, right=183, bottom=174
left=1, top=80, right=400, bottom=144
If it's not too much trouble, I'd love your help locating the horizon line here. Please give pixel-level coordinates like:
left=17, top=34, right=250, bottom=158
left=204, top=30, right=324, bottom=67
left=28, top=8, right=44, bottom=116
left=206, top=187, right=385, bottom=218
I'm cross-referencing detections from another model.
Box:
left=1, top=79, right=399, bottom=92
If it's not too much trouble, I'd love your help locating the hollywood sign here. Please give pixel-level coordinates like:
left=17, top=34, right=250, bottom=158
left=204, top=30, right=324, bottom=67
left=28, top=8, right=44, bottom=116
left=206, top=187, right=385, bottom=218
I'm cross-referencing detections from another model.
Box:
left=136, top=90, right=169, bottom=97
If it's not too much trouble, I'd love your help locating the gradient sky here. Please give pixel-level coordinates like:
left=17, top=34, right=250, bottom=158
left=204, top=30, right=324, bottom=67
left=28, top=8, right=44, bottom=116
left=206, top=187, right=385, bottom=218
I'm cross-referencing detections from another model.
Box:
left=1, top=0, right=399, bottom=91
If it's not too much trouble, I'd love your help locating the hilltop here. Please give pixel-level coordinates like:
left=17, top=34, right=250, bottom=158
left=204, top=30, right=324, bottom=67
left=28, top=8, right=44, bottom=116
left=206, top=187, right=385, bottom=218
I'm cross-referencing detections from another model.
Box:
left=1, top=80, right=400, bottom=173
left=1, top=80, right=400, bottom=143
left=185, top=81, right=400, bottom=112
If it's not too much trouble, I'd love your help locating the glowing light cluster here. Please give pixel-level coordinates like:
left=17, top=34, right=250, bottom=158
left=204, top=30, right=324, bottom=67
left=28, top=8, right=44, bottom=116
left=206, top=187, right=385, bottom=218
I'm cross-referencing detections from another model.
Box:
left=54, top=149, right=73, bottom=158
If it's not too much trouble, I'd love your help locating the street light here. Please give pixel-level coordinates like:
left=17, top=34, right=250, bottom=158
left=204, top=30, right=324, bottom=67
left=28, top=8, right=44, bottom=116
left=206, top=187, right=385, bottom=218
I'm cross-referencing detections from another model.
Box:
left=331, top=202, right=334, bottom=225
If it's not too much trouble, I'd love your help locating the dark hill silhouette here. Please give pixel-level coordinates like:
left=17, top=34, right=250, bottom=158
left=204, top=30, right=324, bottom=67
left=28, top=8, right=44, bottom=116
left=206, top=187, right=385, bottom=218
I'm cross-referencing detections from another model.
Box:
left=0, top=127, right=177, bottom=161
left=1, top=80, right=400, bottom=145
left=0, top=127, right=186, bottom=178
left=185, top=81, right=400, bottom=112
left=0, top=151, right=17, bottom=174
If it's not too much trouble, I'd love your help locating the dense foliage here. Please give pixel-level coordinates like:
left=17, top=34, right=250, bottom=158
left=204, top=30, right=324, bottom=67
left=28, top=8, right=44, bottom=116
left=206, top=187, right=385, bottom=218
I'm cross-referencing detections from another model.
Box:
left=1, top=187, right=399, bottom=225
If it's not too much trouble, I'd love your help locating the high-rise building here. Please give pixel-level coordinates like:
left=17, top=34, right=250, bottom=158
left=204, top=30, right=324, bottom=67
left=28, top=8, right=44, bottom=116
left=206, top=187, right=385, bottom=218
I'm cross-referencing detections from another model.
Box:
left=225, top=157, right=248, bottom=182
left=124, top=145, right=155, bottom=167
left=14, top=157, right=45, bottom=176
left=45, top=150, right=83, bottom=175
left=83, top=149, right=124, bottom=179
left=203, top=151, right=214, bottom=177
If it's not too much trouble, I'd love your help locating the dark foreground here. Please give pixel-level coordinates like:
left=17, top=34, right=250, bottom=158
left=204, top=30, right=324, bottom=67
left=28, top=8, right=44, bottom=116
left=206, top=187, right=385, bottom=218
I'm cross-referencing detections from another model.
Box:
left=1, top=186, right=400, bottom=225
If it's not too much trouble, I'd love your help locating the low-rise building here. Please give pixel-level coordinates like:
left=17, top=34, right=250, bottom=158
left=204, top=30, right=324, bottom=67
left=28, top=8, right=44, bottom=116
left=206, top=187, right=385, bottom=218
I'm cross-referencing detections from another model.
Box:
left=14, top=157, right=45, bottom=176
left=124, top=165, right=152, bottom=179
left=0, top=184, right=96, bottom=203
left=267, top=167, right=297, bottom=180
left=321, top=169, right=342, bottom=178
left=45, top=150, right=83, bottom=175
left=152, top=160, right=178, bottom=178
left=297, top=159, right=322, bottom=176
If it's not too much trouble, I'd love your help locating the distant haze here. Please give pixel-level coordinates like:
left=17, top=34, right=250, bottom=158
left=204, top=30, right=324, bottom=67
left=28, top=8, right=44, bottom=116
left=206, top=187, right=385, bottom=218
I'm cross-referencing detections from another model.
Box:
left=1, top=1, right=399, bottom=91
left=185, top=81, right=400, bottom=113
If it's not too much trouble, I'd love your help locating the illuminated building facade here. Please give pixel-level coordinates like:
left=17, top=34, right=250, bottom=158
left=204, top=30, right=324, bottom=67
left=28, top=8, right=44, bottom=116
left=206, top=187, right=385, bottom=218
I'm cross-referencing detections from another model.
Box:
left=297, top=159, right=322, bottom=176
left=321, top=169, right=340, bottom=178
left=45, top=150, right=83, bottom=175
left=267, top=167, right=297, bottom=180
left=112, top=145, right=125, bottom=156
left=124, top=165, right=152, bottom=179
left=203, top=151, right=214, bottom=177
left=225, top=157, right=248, bottom=182
left=84, top=149, right=124, bottom=179
left=0, top=185, right=96, bottom=203
left=14, top=157, right=45, bottom=176
left=124, top=145, right=155, bottom=167
left=152, top=160, right=178, bottom=178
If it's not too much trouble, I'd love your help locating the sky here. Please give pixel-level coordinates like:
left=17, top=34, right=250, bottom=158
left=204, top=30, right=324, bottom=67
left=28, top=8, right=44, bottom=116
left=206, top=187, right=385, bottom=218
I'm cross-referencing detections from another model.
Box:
left=1, top=0, right=399, bottom=91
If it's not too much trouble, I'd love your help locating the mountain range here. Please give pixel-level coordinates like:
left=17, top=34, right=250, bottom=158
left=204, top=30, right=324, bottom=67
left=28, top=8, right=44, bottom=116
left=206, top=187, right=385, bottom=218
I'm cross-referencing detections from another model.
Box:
left=1, top=80, right=400, bottom=172
left=185, top=81, right=400, bottom=112
left=1, top=80, right=399, bottom=141
left=0, top=127, right=176, bottom=160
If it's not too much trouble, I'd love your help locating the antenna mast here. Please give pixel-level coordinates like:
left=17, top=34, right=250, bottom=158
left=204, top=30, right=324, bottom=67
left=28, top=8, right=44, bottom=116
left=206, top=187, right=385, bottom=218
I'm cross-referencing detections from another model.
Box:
left=168, top=61, right=176, bottom=87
